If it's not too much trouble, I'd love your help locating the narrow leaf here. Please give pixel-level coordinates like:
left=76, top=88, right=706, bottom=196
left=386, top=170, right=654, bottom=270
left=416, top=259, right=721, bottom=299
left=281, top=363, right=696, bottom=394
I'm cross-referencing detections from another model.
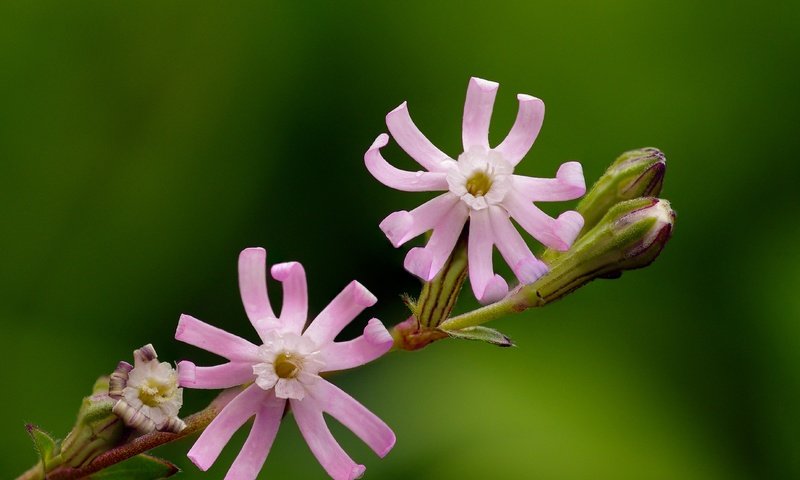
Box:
left=89, top=454, right=179, bottom=479
left=26, top=424, right=60, bottom=469
left=442, top=326, right=515, bottom=347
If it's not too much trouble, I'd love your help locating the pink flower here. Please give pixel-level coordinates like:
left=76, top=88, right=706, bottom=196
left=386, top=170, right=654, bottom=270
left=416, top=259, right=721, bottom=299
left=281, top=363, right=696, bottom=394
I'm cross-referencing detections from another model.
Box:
left=175, top=248, right=395, bottom=480
left=365, top=77, right=586, bottom=304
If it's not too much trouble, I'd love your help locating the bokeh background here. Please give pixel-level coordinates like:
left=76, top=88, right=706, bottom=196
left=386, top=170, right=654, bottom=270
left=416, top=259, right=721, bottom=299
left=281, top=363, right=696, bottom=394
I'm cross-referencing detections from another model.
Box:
left=2, top=1, right=799, bottom=479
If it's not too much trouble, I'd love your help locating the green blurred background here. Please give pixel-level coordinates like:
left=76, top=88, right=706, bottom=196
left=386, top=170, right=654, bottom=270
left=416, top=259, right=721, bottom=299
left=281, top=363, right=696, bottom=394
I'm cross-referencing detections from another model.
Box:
left=2, top=1, right=799, bottom=479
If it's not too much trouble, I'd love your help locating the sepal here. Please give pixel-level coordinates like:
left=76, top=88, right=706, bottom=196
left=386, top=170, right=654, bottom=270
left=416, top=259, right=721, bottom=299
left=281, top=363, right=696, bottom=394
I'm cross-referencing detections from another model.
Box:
left=414, top=232, right=469, bottom=328
left=26, top=424, right=62, bottom=476
left=58, top=376, right=126, bottom=468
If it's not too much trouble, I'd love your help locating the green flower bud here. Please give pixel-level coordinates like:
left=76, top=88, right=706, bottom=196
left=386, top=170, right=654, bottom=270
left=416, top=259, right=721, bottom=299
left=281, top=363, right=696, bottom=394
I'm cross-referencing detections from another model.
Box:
left=577, top=148, right=666, bottom=233
left=58, top=376, right=126, bottom=468
left=517, top=197, right=675, bottom=307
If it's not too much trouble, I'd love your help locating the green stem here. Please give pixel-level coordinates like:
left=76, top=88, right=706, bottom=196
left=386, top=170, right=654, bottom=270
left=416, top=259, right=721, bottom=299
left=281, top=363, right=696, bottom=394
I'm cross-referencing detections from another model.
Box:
left=18, top=389, right=239, bottom=480
left=50, top=409, right=215, bottom=480
left=438, top=287, right=531, bottom=331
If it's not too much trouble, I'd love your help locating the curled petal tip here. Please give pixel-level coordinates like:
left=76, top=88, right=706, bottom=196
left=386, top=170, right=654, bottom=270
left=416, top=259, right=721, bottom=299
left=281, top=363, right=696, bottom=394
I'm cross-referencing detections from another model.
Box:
left=387, top=101, right=408, bottom=119
left=109, top=361, right=132, bottom=399
left=115, top=360, right=133, bottom=373
left=379, top=211, right=414, bottom=247
left=385, top=100, right=452, bottom=172
left=404, top=247, right=435, bottom=281
left=175, top=314, right=191, bottom=338
left=240, top=246, right=266, bottom=257
left=470, top=77, right=499, bottom=90
left=365, top=133, right=448, bottom=192
left=176, top=360, right=196, bottom=387
left=368, top=133, right=390, bottom=152
left=552, top=211, right=584, bottom=250
left=186, top=451, right=213, bottom=472
left=516, top=258, right=549, bottom=284
left=478, top=275, right=509, bottom=304
left=270, top=261, right=303, bottom=281
left=557, top=162, right=586, bottom=194
left=349, top=465, right=367, bottom=480
left=493, top=85, right=544, bottom=164
left=347, top=280, right=378, bottom=307
left=517, top=93, right=542, bottom=103
left=134, top=344, right=157, bottom=363
left=364, top=318, right=393, bottom=346
left=378, top=431, right=397, bottom=458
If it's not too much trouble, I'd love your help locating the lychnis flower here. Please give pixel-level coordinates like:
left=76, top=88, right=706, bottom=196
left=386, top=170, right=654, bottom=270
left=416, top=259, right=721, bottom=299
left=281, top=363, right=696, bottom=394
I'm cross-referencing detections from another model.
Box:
left=176, top=248, right=395, bottom=480
left=366, top=77, right=586, bottom=303
left=109, top=344, right=186, bottom=433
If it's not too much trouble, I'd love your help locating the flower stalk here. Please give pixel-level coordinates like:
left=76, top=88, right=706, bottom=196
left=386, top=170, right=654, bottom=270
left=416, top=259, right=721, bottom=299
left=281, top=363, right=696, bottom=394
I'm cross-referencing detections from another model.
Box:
left=17, top=388, right=238, bottom=480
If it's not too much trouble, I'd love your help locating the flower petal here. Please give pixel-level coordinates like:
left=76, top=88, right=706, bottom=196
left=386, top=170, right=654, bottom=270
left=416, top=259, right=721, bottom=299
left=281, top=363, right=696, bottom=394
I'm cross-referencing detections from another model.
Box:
left=481, top=276, right=509, bottom=304
left=379, top=193, right=460, bottom=247
left=488, top=207, right=549, bottom=284
left=291, top=397, right=366, bottom=480
left=224, top=392, right=286, bottom=480
left=177, top=361, right=255, bottom=389
left=403, top=248, right=433, bottom=282
left=238, top=248, right=277, bottom=337
left=403, top=201, right=468, bottom=281
left=275, top=378, right=307, bottom=400
left=503, top=192, right=584, bottom=251
left=467, top=209, right=509, bottom=304
left=271, top=262, right=308, bottom=335
left=494, top=94, right=545, bottom=165
left=462, top=77, right=498, bottom=151
left=175, top=314, right=260, bottom=362
left=312, top=380, right=396, bottom=458
left=386, top=102, right=453, bottom=172
left=365, top=134, right=448, bottom=192
left=253, top=364, right=279, bottom=391
left=512, top=162, right=586, bottom=202
left=303, top=281, right=377, bottom=345
left=187, top=384, right=271, bottom=471
left=320, top=318, right=393, bottom=372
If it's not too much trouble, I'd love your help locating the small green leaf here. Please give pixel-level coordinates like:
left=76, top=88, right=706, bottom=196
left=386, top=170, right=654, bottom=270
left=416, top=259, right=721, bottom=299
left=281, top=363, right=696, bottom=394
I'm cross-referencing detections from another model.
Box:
left=442, top=326, right=515, bottom=347
left=89, top=454, right=179, bottom=479
left=26, top=424, right=60, bottom=469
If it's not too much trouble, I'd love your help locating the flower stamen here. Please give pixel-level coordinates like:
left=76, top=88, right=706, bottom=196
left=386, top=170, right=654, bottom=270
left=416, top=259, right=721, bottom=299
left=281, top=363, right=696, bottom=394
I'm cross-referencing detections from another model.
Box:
left=138, top=379, right=175, bottom=407
left=274, top=352, right=301, bottom=379
left=466, top=170, right=493, bottom=196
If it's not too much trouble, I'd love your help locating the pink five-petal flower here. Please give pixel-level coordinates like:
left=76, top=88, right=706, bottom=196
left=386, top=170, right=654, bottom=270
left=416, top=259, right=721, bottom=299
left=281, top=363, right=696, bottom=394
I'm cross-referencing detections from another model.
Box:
left=365, top=77, right=587, bottom=304
left=176, top=247, right=395, bottom=480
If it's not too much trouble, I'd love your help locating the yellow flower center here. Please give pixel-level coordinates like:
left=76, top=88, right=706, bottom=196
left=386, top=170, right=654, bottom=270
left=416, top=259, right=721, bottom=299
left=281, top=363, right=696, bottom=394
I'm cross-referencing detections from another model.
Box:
left=466, top=171, right=493, bottom=196
left=274, top=352, right=301, bottom=379
left=138, top=379, right=174, bottom=407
